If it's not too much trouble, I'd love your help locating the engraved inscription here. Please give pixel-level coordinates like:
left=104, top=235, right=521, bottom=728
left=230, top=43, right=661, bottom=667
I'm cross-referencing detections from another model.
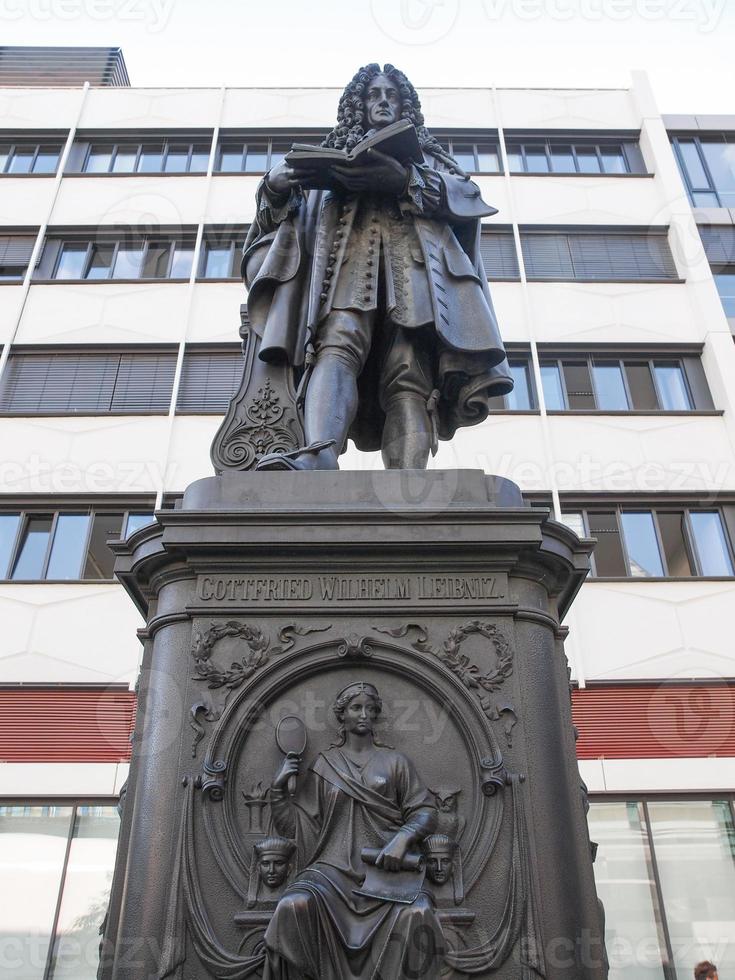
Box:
left=196, top=573, right=507, bottom=604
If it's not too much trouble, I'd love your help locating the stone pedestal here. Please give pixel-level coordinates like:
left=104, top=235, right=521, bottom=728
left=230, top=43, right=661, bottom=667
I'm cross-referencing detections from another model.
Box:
left=101, top=470, right=606, bottom=980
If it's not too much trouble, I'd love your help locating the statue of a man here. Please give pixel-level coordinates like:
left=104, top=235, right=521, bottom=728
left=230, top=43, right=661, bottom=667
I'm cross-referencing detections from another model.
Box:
left=244, top=63, right=512, bottom=471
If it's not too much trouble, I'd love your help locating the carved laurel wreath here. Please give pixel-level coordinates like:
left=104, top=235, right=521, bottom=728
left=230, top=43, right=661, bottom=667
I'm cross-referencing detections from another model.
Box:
left=374, top=621, right=517, bottom=744
left=192, top=622, right=330, bottom=690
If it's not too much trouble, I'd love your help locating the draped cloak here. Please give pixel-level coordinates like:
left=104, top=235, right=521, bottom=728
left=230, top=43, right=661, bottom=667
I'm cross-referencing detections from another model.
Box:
left=264, top=746, right=442, bottom=979
left=243, top=151, right=514, bottom=452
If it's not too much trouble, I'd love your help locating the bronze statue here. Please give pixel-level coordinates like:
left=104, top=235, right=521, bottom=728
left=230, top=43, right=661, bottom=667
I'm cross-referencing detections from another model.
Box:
left=264, top=681, right=444, bottom=978
left=243, top=63, right=512, bottom=471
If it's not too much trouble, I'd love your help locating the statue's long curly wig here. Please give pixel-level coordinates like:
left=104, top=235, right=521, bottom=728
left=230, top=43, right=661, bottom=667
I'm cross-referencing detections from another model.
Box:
left=322, top=63, right=464, bottom=176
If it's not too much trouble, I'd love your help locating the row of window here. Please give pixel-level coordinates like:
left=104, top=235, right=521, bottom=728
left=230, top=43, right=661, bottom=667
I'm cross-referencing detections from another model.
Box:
left=0, top=797, right=731, bottom=980
left=0, top=500, right=733, bottom=582
left=3, top=132, right=649, bottom=177
left=493, top=351, right=711, bottom=413
left=0, top=509, right=154, bottom=581
left=0, top=348, right=713, bottom=417
left=0, top=228, right=679, bottom=284
left=561, top=506, right=734, bottom=578
left=0, top=349, right=243, bottom=413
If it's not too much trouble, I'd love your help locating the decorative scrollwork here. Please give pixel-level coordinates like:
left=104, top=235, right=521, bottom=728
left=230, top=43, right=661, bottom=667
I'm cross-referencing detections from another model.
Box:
left=218, top=379, right=302, bottom=470
left=336, top=634, right=374, bottom=659
left=198, top=759, right=227, bottom=802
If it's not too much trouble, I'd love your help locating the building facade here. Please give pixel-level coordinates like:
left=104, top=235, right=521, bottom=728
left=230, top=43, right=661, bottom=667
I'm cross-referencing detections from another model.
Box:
left=0, top=54, right=734, bottom=980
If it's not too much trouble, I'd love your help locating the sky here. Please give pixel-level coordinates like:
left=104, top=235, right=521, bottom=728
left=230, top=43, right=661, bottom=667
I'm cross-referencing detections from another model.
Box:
left=1, top=0, right=734, bottom=113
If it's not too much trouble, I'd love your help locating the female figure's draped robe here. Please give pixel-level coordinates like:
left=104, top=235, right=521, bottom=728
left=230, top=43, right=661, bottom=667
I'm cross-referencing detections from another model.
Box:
left=264, top=745, right=442, bottom=979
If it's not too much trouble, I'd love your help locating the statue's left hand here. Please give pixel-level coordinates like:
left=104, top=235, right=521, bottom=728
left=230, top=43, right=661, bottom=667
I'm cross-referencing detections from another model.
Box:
left=330, top=148, right=408, bottom=195
left=375, top=829, right=412, bottom=872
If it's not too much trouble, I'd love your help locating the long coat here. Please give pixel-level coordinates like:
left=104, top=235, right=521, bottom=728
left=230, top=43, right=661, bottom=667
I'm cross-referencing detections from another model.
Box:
left=243, top=153, right=513, bottom=451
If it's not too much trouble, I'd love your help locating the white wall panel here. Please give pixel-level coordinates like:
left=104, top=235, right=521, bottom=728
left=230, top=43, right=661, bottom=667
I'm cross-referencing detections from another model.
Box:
left=17, top=282, right=190, bottom=344
left=421, top=89, right=496, bottom=129
left=488, top=283, right=527, bottom=342
left=50, top=174, right=207, bottom=227
left=0, top=417, right=170, bottom=494
left=188, top=282, right=244, bottom=342
left=0, top=762, right=123, bottom=796
left=0, top=88, right=80, bottom=129
left=205, top=175, right=258, bottom=225
left=570, top=580, right=735, bottom=681
left=80, top=87, right=220, bottom=130
left=0, top=286, right=25, bottom=346
left=526, top=283, right=698, bottom=345
left=496, top=88, right=639, bottom=131
left=547, top=415, right=735, bottom=494
left=221, top=89, right=340, bottom=129
left=510, top=176, right=666, bottom=226
left=0, top=584, right=142, bottom=684
left=165, top=416, right=222, bottom=491
left=0, top=177, right=55, bottom=225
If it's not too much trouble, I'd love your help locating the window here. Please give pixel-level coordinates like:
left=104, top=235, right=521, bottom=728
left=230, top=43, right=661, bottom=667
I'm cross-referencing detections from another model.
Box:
left=0, top=141, right=62, bottom=175
left=672, top=135, right=735, bottom=208
left=0, top=235, right=36, bottom=281
left=521, top=230, right=679, bottom=282
left=177, top=348, right=243, bottom=411
left=434, top=135, right=502, bottom=173
left=567, top=506, right=734, bottom=578
left=198, top=234, right=246, bottom=279
left=487, top=353, right=537, bottom=410
left=73, top=138, right=211, bottom=174
left=216, top=135, right=296, bottom=173
left=590, top=798, right=735, bottom=980
left=37, top=236, right=195, bottom=281
left=714, top=269, right=735, bottom=319
left=537, top=353, right=708, bottom=412
left=506, top=137, right=646, bottom=175
left=0, top=506, right=155, bottom=580
left=0, top=350, right=177, bottom=413
left=479, top=229, right=520, bottom=280
left=0, top=803, right=120, bottom=980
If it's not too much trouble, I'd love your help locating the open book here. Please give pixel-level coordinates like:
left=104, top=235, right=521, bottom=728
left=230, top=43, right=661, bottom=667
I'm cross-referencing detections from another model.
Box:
left=285, top=120, right=423, bottom=185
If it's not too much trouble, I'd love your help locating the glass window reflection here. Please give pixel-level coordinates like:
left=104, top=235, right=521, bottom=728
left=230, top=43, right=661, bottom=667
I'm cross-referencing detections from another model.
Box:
left=647, top=800, right=735, bottom=978
left=589, top=802, right=667, bottom=980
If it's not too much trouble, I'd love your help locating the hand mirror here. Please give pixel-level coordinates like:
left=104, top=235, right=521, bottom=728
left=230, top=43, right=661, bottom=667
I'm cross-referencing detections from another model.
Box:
left=275, top=715, right=308, bottom=795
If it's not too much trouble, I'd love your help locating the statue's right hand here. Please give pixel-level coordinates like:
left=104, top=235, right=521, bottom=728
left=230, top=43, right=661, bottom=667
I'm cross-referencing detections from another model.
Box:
left=265, top=160, right=302, bottom=196
left=272, top=753, right=301, bottom=789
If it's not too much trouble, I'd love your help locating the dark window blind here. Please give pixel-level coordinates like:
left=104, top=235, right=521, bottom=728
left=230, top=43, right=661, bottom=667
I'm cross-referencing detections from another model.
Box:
left=0, top=236, right=35, bottom=266
left=0, top=351, right=176, bottom=413
left=177, top=350, right=243, bottom=412
left=479, top=231, right=520, bottom=279
left=522, top=231, right=678, bottom=281
left=699, top=226, right=735, bottom=266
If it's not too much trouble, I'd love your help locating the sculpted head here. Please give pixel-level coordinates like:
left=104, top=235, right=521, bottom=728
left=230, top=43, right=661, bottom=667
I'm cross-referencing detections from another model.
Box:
left=254, top=837, right=295, bottom=889
left=423, top=834, right=457, bottom=886
left=333, top=682, right=382, bottom=741
left=321, top=64, right=463, bottom=175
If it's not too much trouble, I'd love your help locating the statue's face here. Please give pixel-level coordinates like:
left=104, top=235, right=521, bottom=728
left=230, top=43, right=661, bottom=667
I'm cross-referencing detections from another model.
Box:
left=342, top=692, right=380, bottom=736
left=426, top=852, right=453, bottom=885
left=365, top=73, right=401, bottom=129
left=258, top=853, right=290, bottom=888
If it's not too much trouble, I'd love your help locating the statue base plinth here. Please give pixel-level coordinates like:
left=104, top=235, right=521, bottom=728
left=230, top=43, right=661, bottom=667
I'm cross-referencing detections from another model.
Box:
left=102, top=470, right=607, bottom=980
